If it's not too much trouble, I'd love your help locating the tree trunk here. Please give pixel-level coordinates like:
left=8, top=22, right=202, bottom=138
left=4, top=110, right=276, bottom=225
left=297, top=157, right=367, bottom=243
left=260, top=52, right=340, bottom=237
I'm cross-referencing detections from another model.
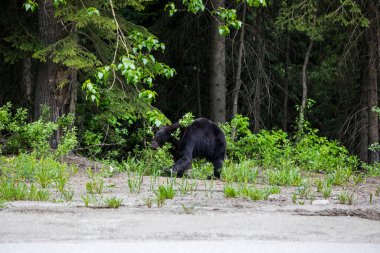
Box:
left=35, top=0, right=77, bottom=147
left=297, top=39, right=314, bottom=132
left=367, top=0, right=379, bottom=163
left=209, top=0, right=226, bottom=123
left=253, top=9, right=263, bottom=133
left=22, top=57, right=33, bottom=108
left=196, top=16, right=202, bottom=118
left=359, top=0, right=379, bottom=163
left=359, top=55, right=369, bottom=162
left=282, top=37, right=290, bottom=132
left=231, top=4, right=246, bottom=120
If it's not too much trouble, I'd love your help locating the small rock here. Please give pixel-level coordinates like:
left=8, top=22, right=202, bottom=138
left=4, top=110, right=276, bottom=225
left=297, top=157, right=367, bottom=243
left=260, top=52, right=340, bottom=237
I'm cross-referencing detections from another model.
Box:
left=312, top=199, right=329, bottom=205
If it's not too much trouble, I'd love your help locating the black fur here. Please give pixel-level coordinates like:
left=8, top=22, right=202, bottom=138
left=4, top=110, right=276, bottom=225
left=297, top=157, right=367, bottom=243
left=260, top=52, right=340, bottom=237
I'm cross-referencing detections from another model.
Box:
left=151, top=118, right=226, bottom=177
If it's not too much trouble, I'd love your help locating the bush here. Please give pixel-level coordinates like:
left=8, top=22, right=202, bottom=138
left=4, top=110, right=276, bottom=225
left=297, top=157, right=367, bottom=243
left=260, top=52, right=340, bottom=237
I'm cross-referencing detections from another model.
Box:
left=0, top=154, right=76, bottom=201
left=294, top=128, right=358, bottom=172
left=123, top=143, right=173, bottom=176
left=221, top=115, right=359, bottom=174
left=0, top=103, right=77, bottom=158
left=222, top=160, right=258, bottom=184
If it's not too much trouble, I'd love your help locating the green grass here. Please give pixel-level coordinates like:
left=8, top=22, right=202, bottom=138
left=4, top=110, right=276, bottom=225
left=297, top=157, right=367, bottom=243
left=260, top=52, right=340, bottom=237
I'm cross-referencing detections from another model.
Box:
left=241, top=187, right=270, bottom=201
left=0, top=199, right=8, bottom=208
left=267, top=167, right=302, bottom=186
left=178, top=177, right=198, bottom=196
left=375, top=186, right=380, bottom=197
left=144, top=197, right=153, bottom=208
left=222, top=160, right=258, bottom=184
left=154, top=181, right=176, bottom=207
left=104, top=197, right=123, bottom=209
left=0, top=154, right=75, bottom=202
left=86, top=178, right=104, bottom=194
left=322, top=185, right=332, bottom=199
left=156, top=184, right=176, bottom=200
left=338, top=191, right=354, bottom=205
left=326, top=167, right=352, bottom=186
left=223, top=185, right=239, bottom=198
left=126, top=167, right=144, bottom=194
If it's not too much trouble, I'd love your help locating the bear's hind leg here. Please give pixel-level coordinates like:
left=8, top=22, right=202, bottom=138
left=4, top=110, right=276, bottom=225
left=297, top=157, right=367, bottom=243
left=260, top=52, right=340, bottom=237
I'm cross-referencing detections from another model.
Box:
left=212, top=159, right=223, bottom=178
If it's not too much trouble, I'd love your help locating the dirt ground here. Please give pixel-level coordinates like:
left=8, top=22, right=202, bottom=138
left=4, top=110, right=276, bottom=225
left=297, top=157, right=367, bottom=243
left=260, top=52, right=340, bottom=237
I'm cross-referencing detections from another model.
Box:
left=1, top=163, right=380, bottom=252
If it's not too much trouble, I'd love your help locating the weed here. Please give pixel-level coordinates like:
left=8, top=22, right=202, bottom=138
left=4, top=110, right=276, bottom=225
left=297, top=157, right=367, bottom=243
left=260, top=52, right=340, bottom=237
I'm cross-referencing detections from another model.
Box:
left=298, top=200, right=305, bottom=205
left=62, top=190, right=74, bottom=202
left=241, top=187, right=270, bottom=201
left=0, top=199, right=7, bottom=208
left=222, top=160, right=258, bottom=184
left=181, top=203, right=197, bottom=214
left=155, top=194, right=166, bottom=207
left=104, top=197, right=123, bottom=209
left=178, top=177, right=198, bottom=196
left=85, top=179, right=104, bottom=194
left=292, top=192, right=297, bottom=203
left=267, top=167, right=302, bottom=186
left=156, top=183, right=176, bottom=200
left=221, top=115, right=358, bottom=173
left=322, top=185, right=332, bottom=199
left=316, top=180, right=323, bottom=192
left=296, top=185, right=309, bottom=199
left=370, top=193, right=373, bottom=204
left=327, top=167, right=352, bottom=186
left=28, top=184, right=50, bottom=201
left=375, top=186, right=380, bottom=197
left=81, top=194, right=93, bottom=207
left=153, top=179, right=176, bottom=207
left=144, top=197, right=153, bottom=208
left=126, top=167, right=143, bottom=194
left=353, top=173, right=366, bottom=185
left=191, top=160, right=214, bottom=179
left=338, top=191, right=354, bottom=205
left=362, top=163, right=380, bottom=177
left=85, top=169, right=104, bottom=194
left=268, top=186, right=281, bottom=194
left=223, top=185, right=239, bottom=198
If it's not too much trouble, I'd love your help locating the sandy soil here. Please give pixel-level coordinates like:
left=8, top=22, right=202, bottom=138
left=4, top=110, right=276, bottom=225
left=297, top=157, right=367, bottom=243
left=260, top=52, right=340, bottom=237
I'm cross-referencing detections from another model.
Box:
left=1, top=164, right=380, bottom=252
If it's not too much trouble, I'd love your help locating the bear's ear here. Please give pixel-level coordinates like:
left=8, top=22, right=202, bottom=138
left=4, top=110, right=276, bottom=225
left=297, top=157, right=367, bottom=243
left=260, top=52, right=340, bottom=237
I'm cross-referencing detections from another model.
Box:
left=166, top=122, right=181, bottom=132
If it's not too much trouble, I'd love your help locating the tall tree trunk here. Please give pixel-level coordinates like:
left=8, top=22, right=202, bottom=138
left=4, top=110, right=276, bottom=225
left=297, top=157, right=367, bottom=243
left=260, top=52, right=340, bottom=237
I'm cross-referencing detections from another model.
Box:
left=359, top=55, right=369, bottom=162
left=22, top=58, right=33, bottom=110
left=196, top=16, right=202, bottom=117
left=232, top=3, right=246, bottom=120
left=297, top=39, right=314, bottom=132
left=253, top=9, right=263, bottom=133
left=367, top=0, right=379, bottom=163
left=359, top=0, right=379, bottom=163
left=35, top=0, right=77, bottom=147
left=209, top=0, right=226, bottom=123
left=282, top=37, right=290, bottom=131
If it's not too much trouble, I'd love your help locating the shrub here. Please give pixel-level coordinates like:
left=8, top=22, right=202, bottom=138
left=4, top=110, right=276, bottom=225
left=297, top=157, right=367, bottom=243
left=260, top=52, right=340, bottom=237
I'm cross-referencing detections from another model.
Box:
left=0, top=103, right=77, bottom=158
left=221, top=160, right=258, bottom=184
left=0, top=154, right=75, bottom=201
left=267, top=167, right=302, bottom=186
left=221, top=115, right=359, bottom=174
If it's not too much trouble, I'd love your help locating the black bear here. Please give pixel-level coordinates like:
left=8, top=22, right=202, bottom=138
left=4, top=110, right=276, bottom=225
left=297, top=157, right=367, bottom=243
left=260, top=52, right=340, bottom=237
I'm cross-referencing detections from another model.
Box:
left=151, top=118, right=226, bottom=178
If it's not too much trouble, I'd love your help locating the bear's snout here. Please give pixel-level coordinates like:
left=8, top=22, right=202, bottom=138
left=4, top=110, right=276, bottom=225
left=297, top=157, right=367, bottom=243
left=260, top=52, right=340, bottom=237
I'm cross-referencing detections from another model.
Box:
left=151, top=140, right=159, bottom=149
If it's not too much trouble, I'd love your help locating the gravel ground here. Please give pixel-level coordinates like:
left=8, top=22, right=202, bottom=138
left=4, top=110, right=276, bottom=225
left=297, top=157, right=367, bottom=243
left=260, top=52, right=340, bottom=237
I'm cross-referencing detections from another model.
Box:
left=1, top=165, right=379, bottom=252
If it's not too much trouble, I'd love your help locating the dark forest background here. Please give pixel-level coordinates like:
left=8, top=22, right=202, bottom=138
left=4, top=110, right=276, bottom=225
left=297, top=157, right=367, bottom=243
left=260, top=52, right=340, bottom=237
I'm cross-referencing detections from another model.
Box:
left=0, top=0, right=379, bottom=164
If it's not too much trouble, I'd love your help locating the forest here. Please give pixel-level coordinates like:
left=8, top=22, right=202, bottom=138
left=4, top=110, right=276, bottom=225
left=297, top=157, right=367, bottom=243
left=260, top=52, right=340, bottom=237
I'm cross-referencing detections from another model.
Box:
left=0, top=0, right=379, bottom=207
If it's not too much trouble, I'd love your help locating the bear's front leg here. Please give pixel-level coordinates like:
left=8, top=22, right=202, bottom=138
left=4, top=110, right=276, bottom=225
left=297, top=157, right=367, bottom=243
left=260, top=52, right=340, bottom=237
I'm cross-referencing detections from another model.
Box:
left=171, top=156, right=192, bottom=177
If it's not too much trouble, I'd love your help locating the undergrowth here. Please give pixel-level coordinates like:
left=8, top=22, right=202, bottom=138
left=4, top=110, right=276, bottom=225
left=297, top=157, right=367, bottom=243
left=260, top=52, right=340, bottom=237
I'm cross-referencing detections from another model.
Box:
left=0, top=103, right=377, bottom=207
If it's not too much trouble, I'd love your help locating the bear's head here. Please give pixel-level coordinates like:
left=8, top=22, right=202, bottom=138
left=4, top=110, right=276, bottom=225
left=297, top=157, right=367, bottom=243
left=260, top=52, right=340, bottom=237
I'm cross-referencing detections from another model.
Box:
left=151, top=127, right=171, bottom=149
